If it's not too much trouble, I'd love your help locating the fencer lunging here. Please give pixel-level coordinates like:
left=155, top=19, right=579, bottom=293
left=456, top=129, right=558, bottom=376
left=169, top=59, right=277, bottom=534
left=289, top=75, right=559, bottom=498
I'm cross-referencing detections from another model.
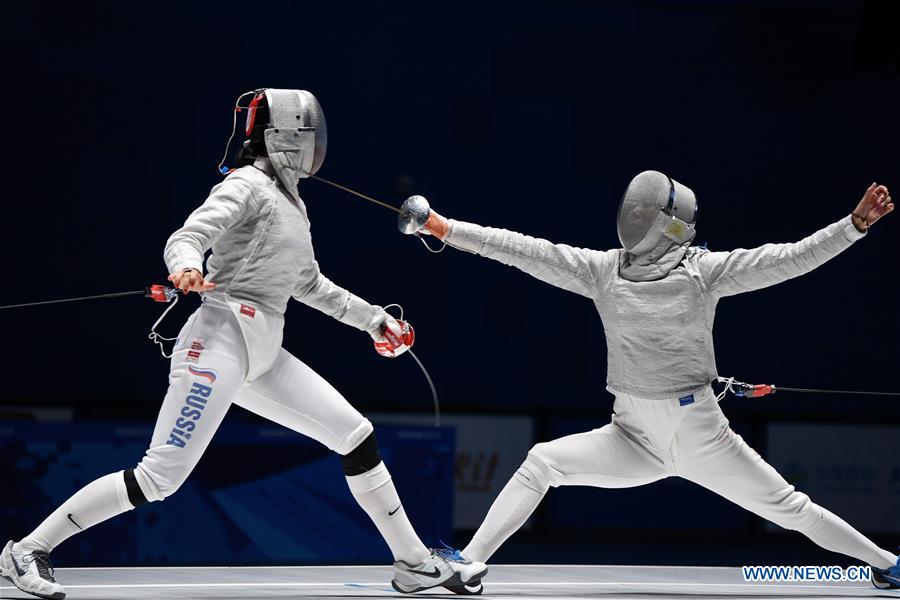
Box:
left=0, top=89, right=485, bottom=600
left=419, top=173, right=899, bottom=593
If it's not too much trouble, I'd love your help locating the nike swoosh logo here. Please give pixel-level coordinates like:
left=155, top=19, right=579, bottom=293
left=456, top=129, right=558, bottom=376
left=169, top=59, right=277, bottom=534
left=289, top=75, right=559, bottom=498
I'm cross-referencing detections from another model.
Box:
left=10, top=552, right=27, bottom=576
left=68, top=513, right=83, bottom=530
left=389, top=505, right=402, bottom=516
left=408, top=567, right=442, bottom=578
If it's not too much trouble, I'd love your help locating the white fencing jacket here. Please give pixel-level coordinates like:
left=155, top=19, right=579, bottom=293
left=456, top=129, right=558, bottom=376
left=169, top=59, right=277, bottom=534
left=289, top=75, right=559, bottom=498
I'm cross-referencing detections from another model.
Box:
left=164, top=158, right=385, bottom=379
left=446, top=215, right=866, bottom=400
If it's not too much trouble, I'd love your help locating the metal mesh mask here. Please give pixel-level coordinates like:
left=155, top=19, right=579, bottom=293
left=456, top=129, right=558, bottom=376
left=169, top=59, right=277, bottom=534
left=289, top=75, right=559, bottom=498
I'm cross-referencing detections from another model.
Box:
left=617, top=170, right=698, bottom=257
left=256, top=89, right=327, bottom=199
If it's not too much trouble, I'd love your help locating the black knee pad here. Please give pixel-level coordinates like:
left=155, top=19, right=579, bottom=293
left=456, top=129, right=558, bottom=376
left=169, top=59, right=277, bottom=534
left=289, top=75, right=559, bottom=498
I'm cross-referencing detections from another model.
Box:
left=123, top=469, right=150, bottom=507
left=340, top=432, right=382, bottom=476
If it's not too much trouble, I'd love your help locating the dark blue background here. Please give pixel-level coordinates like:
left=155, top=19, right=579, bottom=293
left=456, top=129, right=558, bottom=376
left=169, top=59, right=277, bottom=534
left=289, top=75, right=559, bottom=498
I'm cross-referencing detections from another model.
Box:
left=2, top=0, right=898, bottom=566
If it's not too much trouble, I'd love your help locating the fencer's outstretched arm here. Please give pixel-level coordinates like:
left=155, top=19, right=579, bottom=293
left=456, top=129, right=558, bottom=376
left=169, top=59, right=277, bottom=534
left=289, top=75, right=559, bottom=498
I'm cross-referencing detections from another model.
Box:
left=698, top=183, right=892, bottom=297
left=431, top=215, right=615, bottom=299
left=292, top=262, right=387, bottom=333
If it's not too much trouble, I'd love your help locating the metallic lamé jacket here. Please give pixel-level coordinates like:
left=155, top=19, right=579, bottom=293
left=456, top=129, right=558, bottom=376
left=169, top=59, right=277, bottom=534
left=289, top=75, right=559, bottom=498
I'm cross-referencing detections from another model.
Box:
left=164, top=158, right=385, bottom=332
left=446, top=215, right=865, bottom=400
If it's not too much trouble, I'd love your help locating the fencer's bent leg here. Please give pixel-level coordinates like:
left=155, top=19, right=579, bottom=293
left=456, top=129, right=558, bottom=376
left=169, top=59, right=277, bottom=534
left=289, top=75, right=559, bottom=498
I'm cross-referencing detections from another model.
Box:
left=16, top=305, right=248, bottom=554
left=233, top=348, right=372, bottom=454
left=463, top=419, right=669, bottom=562
left=235, top=348, right=430, bottom=565
left=678, top=398, right=897, bottom=570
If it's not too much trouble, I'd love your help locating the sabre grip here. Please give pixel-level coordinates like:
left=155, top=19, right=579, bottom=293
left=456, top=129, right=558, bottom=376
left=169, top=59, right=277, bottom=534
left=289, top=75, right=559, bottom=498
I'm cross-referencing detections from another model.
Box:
left=145, top=284, right=177, bottom=303
left=423, top=211, right=449, bottom=240
left=736, top=384, right=775, bottom=398
left=373, top=320, right=415, bottom=358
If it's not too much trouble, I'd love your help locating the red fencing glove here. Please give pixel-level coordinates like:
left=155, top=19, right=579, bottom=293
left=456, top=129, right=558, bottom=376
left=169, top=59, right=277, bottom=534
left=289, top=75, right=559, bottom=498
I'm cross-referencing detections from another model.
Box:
left=371, top=315, right=415, bottom=358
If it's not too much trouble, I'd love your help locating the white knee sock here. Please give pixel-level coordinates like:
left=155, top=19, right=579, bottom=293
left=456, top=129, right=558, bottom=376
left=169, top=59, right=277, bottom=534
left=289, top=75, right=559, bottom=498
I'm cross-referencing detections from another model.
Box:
left=462, top=476, right=546, bottom=562
left=804, top=507, right=897, bottom=570
left=345, top=462, right=430, bottom=565
left=14, top=472, right=135, bottom=554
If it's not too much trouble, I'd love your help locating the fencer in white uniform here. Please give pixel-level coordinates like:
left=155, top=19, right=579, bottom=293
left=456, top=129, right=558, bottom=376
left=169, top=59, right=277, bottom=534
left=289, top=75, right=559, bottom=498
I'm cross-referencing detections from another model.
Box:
left=418, top=172, right=899, bottom=593
left=0, top=89, right=485, bottom=600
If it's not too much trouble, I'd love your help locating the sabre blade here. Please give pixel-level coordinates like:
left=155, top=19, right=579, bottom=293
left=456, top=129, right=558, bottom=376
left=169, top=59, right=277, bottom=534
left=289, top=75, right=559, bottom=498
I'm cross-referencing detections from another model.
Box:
left=774, top=386, right=900, bottom=397
left=0, top=290, right=147, bottom=310
left=719, top=376, right=900, bottom=398
left=309, top=176, right=437, bottom=240
left=311, top=175, right=402, bottom=214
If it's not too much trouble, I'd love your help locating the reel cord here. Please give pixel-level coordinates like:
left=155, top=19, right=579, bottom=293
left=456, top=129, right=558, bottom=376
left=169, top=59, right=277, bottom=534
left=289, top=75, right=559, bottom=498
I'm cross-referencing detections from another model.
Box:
left=717, top=376, right=899, bottom=398
left=383, top=304, right=441, bottom=427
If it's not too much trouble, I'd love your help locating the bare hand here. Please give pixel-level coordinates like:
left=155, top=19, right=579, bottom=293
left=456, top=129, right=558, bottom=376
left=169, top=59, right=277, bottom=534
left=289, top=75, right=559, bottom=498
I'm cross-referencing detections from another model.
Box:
left=167, top=269, right=217, bottom=294
left=852, top=182, right=893, bottom=231
left=422, top=210, right=451, bottom=240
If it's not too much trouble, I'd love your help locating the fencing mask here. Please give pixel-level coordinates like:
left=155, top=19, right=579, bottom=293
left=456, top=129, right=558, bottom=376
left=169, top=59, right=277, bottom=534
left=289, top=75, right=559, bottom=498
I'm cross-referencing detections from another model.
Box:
left=617, top=170, right=698, bottom=281
left=244, top=88, right=327, bottom=199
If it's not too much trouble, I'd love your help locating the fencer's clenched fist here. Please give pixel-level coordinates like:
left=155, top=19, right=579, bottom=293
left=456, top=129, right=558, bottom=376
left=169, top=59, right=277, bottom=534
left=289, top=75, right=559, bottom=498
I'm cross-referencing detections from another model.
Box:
left=421, top=210, right=451, bottom=240
left=167, top=268, right=217, bottom=294
left=852, top=183, right=893, bottom=232
left=371, top=314, right=415, bottom=358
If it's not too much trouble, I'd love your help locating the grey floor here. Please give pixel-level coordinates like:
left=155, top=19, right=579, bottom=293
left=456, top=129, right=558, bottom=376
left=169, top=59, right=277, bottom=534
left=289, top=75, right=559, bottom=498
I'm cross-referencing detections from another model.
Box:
left=1, top=565, right=896, bottom=599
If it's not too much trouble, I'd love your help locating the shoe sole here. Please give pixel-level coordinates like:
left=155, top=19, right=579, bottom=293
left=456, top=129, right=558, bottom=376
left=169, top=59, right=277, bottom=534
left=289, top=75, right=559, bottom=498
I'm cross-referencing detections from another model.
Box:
left=442, top=580, right=484, bottom=595
left=392, top=566, right=488, bottom=594
left=872, top=571, right=900, bottom=590
left=872, top=579, right=899, bottom=590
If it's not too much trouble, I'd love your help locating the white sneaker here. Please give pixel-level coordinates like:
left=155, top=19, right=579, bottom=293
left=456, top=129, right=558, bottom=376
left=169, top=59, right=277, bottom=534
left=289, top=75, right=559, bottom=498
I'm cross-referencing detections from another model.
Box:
left=0, top=540, right=66, bottom=600
left=392, top=548, right=487, bottom=594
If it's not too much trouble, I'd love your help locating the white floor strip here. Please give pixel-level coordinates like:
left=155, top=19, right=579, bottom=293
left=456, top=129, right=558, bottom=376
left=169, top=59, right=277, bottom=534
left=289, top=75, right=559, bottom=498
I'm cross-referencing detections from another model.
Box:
left=58, top=564, right=386, bottom=570
left=1, top=581, right=869, bottom=590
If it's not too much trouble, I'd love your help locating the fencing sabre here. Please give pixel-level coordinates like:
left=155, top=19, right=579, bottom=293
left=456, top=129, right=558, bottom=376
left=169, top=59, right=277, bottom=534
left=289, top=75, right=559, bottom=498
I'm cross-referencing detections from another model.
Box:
left=309, top=176, right=445, bottom=424
left=311, top=175, right=446, bottom=253
left=0, top=284, right=183, bottom=356
left=0, top=285, right=178, bottom=310
left=716, top=376, right=900, bottom=399
left=1, top=280, right=443, bottom=425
